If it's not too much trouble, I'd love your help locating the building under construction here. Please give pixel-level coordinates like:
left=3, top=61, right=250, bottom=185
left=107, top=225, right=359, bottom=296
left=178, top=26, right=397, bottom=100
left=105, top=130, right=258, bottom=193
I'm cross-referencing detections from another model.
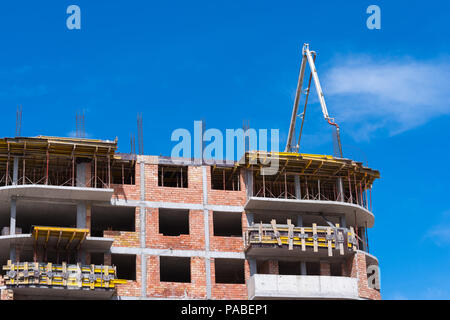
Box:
left=0, top=136, right=381, bottom=300
left=0, top=44, right=381, bottom=300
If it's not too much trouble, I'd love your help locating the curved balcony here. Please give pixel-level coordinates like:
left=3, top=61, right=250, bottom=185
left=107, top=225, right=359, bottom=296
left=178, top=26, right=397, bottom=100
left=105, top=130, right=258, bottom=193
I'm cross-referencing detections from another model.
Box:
left=242, top=151, right=379, bottom=228
left=245, top=196, right=374, bottom=228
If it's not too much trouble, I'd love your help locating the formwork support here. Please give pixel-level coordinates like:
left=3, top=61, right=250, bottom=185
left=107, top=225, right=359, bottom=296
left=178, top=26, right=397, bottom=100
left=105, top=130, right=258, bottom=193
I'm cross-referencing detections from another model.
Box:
left=22, top=156, right=26, bottom=185
left=12, top=157, right=19, bottom=185
left=294, top=175, right=301, bottom=199
left=337, top=177, right=344, bottom=202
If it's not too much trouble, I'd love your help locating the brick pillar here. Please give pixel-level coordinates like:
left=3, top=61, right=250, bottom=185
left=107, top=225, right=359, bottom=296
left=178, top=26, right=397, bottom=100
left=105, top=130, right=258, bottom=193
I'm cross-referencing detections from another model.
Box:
left=86, top=204, right=91, bottom=233
left=341, top=261, right=348, bottom=277
left=259, top=260, right=279, bottom=274
left=85, top=162, right=92, bottom=187
left=104, top=253, right=112, bottom=265
left=1, top=289, right=13, bottom=300
left=348, top=254, right=358, bottom=278
left=320, top=262, right=331, bottom=276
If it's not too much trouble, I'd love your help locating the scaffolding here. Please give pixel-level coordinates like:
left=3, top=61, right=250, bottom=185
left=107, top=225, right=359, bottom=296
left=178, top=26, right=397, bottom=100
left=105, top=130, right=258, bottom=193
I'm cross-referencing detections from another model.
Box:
left=242, top=151, right=379, bottom=211
left=0, top=136, right=135, bottom=188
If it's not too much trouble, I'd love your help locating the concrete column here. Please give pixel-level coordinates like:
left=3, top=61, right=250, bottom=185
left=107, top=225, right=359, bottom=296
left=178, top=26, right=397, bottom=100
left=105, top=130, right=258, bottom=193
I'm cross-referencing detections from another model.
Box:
left=339, top=215, right=346, bottom=228
left=12, top=157, right=19, bottom=185
left=76, top=202, right=87, bottom=228
left=86, top=204, right=91, bottom=232
left=246, top=212, right=254, bottom=226
left=297, top=215, right=303, bottom=227
left=249, top=259, right=257, bottom=276
left=360, top=227, right=367, bottom=251
left=294, top=176, right=301, bottom=199
left=246, top=169, right=253, bottom=198
left=10, top=197, right=17, bottom=261
left=300, top=262, right=307, bottom=275
left=76, top=202, right=88, bottom=264
left=139, top=161, right=147, bottom=298
left=10, top=197, right=16, bottom=235
left=337, top=177, right=344, bottom=202
left=202, top=166, right=212, bottom=299
left=76, top=162, right=86, bottom=187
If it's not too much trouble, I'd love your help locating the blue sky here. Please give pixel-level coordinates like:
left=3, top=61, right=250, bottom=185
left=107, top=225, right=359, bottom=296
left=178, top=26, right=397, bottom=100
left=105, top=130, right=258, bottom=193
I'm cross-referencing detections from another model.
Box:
left=1, top=1, right=449, bottom=299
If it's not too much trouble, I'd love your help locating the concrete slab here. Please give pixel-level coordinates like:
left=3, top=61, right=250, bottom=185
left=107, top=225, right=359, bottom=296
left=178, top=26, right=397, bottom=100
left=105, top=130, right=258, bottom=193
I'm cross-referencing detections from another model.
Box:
left=245, top=245, right=354, bottom=259
left=9, top=286, right=115, bottom=300
left=247, top=274, right=359, bottom=300
left=0, top=185, right=114, bottom=202
left=245, top=197, right=374, bottom=227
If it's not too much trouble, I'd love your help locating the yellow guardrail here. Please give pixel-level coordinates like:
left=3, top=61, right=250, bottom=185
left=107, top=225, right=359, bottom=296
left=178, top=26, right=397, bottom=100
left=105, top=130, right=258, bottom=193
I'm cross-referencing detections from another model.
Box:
left=244, top=220, right=358, bottom=256
left=2, top=261, right=127, bottom=289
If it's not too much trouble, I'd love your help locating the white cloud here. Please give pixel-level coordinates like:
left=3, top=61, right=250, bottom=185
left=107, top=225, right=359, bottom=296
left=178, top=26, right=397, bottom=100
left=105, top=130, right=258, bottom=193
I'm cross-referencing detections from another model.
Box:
left=322, top=56, right=450, bottom=140
left=423, top=210, right=450, bottom=246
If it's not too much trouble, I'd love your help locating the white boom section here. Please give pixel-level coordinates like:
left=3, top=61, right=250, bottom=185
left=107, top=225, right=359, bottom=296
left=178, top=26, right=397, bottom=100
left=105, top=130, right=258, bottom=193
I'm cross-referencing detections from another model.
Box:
left=285, top=52, right=307, bottom=152
left=285, top=43, right=341, bottom=154
left=304, top=44, right=330, bottom=121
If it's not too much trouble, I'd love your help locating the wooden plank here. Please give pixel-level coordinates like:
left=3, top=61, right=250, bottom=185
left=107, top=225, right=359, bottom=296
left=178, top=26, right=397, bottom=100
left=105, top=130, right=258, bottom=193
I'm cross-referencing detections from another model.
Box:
left=24, top=262, right=28, bottom=285
left=271, top=219, right=282, bottom=246
left=90, top=264, right=95, bottom=290
left=350, top=226, right=356, bottom=251
left=258, top=222, right=263, bottom=242
left=62, top=262, right=67, bottom=286
left=46, top=262, right=52, bottom=286
left=312, top=223, right=318, bottom=252
left=287, top=219, right=294, bottom=250
left=327, top=227, right=332, bottom=257
left=300, top=227, right=306, bottom=251
left=34, top=262, right=39, bottom=284
left=77, top=263, right=82, bottom=288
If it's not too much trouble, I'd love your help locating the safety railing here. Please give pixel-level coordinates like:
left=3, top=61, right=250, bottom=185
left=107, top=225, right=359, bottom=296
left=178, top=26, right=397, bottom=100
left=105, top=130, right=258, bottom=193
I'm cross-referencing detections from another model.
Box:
left=244, top=220, right=359, bottom=256
left=2, top=260, right=126, bottom=290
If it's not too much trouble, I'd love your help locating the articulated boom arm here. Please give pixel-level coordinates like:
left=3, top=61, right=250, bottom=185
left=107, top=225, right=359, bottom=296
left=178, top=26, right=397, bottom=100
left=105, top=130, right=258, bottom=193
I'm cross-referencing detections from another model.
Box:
left=285, top=43, right=343, bottom=157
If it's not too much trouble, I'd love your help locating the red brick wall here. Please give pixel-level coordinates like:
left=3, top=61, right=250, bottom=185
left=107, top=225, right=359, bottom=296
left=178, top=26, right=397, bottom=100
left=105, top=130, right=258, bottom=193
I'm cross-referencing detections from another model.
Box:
left=0, top=289, right=13, bottom=300
left=112, top=184, right=140, bottom=201
left=320, top=262, right=331, bottom=276
left=145, top=208, right=205, bottom=250
left=103, top=206, right=140, bottom=247
left=104, top=230, right=140, bottom=247
left=146, top=255, right=207, bottom=299
left=259, top=260, right=279, bottom=275
left=115, top=255, right=141, bottom=298
left=145, top=164, right=203, bottom=203
left=209, top=211, right=246, bottom=252
left=207, top=168, right=247, bottom=206
left=210, top=258, right=249, bottom=300
left=354, top=252, right=381, bottom=300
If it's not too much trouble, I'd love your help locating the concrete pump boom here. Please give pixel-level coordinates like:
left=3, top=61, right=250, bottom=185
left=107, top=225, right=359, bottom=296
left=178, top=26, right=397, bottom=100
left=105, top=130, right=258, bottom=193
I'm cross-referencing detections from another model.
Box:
left=285, top=43, right=343, bottom=157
